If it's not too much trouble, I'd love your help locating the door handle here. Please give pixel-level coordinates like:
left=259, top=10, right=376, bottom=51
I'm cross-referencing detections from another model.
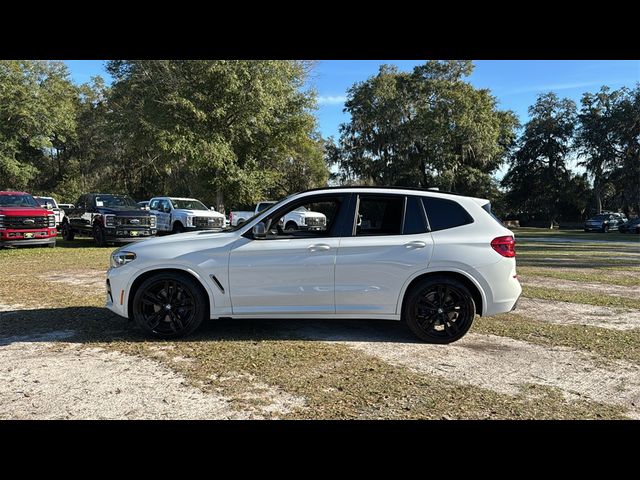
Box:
left=404, top=240, right=427, bottom=249
left=308, top=243, right=331, bottom=252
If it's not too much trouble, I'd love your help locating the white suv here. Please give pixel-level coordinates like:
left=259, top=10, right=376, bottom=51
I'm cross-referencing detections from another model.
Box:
left=106, top=187, right=521, bottom=343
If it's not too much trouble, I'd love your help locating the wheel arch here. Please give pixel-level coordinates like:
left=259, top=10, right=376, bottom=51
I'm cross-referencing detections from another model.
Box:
left=398, top=269, right=485, bottom=317
left=127, top=267, right=213, bottom=320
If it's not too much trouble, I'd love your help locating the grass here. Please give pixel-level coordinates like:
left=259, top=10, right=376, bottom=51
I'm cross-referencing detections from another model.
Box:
left=522, top=285, right=640, bottom=310
left=475, top=314, right=640, bottom=364
left=513, top=227, right=638, bottom=242
left=517, top=266, right=640, bottom=288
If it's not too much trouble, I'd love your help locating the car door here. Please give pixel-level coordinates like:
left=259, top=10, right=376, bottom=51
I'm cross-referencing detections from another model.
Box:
left=228, top=194, right=350, bottom=315
left=149, top=199, right=169, bottom=231
left=334, top=194, right=434, bottom=315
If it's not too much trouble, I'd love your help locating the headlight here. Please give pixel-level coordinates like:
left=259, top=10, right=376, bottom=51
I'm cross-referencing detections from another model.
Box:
left=149, top=215, right=156, bottom=227
left=186, top=216, right=194, bottom=227
left=110, top=250, right=137, bottom=268
left=48, top=214, right=56, bottom=227
left=0, top=215, right=4, bottom=230
left=104, top=214, right=116, bottom=228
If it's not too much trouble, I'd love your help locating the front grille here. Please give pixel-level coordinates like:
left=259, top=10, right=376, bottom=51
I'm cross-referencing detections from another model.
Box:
left=3, top=216, right=49, bottom=229
left=193, top=216, right=224, bottom=229
left=115, top=217, right=151, bottom=226
left=305, top=217, right=326, bottom=227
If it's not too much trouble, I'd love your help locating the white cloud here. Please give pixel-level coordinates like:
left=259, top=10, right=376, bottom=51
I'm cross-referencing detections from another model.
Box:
left=504, top=79, right=633, bottom=96
left=317, top=95, right=347, bottom=106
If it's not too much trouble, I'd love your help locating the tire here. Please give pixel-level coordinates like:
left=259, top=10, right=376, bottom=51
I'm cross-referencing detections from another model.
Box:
left=402, top=276, right=476, bottom=344
left=61, top=222, right=75, bottom=241
left=132, top=272, right=207, bottom=339
left=285, top=221, right=298, bottom=231
left=603, top=225, right=609, bottom=233
left=172, top=222, right=185, bottom=234
left=93, top=225, right=106, bottom=247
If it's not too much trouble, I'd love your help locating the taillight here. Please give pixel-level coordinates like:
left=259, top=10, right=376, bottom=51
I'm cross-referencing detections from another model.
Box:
left=491, top=235, right=516, bottom=257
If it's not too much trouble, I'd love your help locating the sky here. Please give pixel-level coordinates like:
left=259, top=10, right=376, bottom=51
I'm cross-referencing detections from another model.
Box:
left=64, top=59, right=639, bottom=178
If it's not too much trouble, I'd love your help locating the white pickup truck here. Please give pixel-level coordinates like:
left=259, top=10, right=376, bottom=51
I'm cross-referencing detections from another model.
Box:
left=230, top=201, right=327, bottom=231
left=149, top=197, right=226, bottom=234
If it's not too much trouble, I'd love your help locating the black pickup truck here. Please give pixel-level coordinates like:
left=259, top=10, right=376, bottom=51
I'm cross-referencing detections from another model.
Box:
left=60, top=193, right=157, bottom=246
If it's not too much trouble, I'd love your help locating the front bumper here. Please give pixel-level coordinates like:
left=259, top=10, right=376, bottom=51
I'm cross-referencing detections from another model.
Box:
left=104, top=229, right=157, bottom=243
left=0, top=237, right=56, bottom=247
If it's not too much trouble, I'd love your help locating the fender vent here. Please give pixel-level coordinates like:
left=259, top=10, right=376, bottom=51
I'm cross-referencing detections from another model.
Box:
left=210, top=274, right=225, bottom=293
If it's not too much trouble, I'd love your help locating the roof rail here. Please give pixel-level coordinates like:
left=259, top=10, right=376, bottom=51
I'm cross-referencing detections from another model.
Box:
left=296, top=185, right=469, bottom=197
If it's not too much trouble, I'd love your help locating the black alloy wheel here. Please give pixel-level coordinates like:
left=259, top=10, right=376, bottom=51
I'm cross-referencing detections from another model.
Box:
left=132, top=272, right=206, bottom=338
left=403, top=277, right=475, bottom=344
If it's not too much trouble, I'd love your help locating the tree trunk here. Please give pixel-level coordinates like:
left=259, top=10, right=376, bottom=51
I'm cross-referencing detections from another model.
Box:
left=216, top=189, right=224, bottom=214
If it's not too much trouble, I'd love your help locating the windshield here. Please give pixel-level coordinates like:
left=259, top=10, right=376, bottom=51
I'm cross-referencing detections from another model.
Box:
left=257, top=202, right=276, bottom=212
left=170, top=199, right=208, bottom=210
left=35, top=197, right=57, bottom=208
left=95, top=195, right=137, bottom=208
left=0, top=194, right=40, bottom=207
left=294, top=206, right=308, bottom=212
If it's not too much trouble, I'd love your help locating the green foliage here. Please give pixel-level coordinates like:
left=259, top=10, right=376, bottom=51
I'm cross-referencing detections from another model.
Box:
left=329, top=61, right=519, bottom=196
left=502, top=93, right=579, bottom=223
left=0, top=61, right=77, bottom=190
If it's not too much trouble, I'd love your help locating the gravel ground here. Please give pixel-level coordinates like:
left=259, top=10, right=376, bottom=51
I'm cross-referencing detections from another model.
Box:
left=0, top=328, right=303, bottom=420
left=516, top=297, right=640, bottom=331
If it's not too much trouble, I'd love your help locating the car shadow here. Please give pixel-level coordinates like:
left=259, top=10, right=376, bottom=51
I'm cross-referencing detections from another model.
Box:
left=0, top=306, right=420, bottom=346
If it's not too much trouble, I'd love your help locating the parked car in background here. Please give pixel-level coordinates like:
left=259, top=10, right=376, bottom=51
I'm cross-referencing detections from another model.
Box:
left=0, top=191, right=57, bottom=248
left=137, top=201, right=150, bottom=210
left=149, top=197, right=225, bottom=234
left=34, top=196, right=64, bottom=229
left=107, top=187, right=521, bottom=343
left=618, top=218, right=640, bottom=234
left=61, top=193, right=157, bottom=246
left=230, top=201, right=327, bottom=231
left=584, top=212, right=628, bottom=232
left=58, top=203, right=75, bottom=211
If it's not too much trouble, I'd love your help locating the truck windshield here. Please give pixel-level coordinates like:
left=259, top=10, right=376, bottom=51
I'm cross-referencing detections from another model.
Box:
left=35, top=197, right=58, bottom=208
left=226, top=200, right=285, bottom=232
left=170, top=199, right=208, bottom=210
left=94, top=195, right=137, bottom=207
left=0, top=194, right=39, bottom=207
left=257, top=202, right=276, bottom=212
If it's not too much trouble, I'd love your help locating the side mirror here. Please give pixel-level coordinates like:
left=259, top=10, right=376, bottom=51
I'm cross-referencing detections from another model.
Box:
left=210, top=206, right=216, bottom=211
left=252, top=222, right=267, bottom=239
left=46, top=202, right=53, bottom=210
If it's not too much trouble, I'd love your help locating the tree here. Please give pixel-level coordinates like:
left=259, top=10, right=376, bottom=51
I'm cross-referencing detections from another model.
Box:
left=502, top=92, right=578, bottom=226
left=329, top=60, right=518, bottom=197
left=105, top=60, right=328, bottom=208
left=576, top=86, right=621, bottom=213
left=0, top=61, right=77, bottom=191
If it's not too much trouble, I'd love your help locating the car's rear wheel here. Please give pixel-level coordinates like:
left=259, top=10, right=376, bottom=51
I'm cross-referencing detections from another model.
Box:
left=403, top=276, right=476, bottom=344
left=132, top=272, right=206, bottom=338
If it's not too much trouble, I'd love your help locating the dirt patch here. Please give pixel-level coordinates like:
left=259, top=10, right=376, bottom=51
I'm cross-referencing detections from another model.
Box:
left=334, top=333, right=640, bottom=418
left=521, top=276, right=640, bottom=299
left=0, top=334, right=303, bottom=419
left=40, top=270, right=107, bottom=292
left=516, top=297, right=640, bottom=331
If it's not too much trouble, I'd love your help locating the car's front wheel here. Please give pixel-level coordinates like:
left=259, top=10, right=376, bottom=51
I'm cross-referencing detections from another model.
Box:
left=403, top=276, right=476, bottom=344
left=132, top=272, right=206, bottom=338
left=93, top=225, right=106, bottom=247
left=61, top=222, right=74, bottom=241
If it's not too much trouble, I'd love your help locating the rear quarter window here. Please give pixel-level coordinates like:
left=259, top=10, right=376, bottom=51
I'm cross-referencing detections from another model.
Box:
left=422, top=197, right=473, bottom=232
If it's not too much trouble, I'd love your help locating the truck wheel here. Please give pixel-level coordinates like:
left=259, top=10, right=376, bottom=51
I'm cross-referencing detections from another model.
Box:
left=93, top=225, right=106, bottom=247
left=402, top=276, right=476, bottom=344
left=132, top=272, right=206, bottom=338
left=172, top=222, right=185, bottom=234
left=285, top=221, right=298, bottom=231
left=61, top=223, right=75, bottom=241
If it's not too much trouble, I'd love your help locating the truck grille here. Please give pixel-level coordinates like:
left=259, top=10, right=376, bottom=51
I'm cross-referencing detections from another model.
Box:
left=3, top=216, right=49, bottom=229
left=305, top=217, right=326, bottom=227
left=194, top=216, right=224, bottom=229
left=115, top=217, right=152, bottom=226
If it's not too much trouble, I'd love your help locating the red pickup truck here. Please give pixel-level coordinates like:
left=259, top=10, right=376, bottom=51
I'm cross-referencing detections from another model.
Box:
left=0, top=191, right=57, bottom=248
